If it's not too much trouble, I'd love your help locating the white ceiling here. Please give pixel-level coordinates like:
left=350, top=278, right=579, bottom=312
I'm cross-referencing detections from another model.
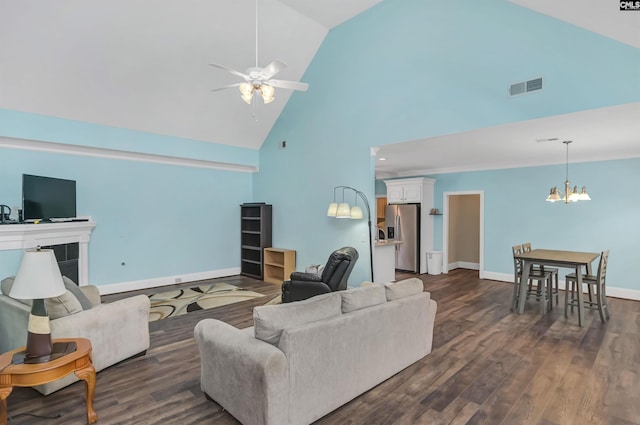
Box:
left=0, top=0, right=381, bottom=150
left=375, top=102, right=640, bottom=178
left=0, top=0, right=637, bottom=176
left=509, top=0, right=640, bottom=49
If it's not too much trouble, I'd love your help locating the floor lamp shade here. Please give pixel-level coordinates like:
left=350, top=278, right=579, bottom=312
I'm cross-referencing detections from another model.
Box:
left=327, top=186, right=374, bottom=281
left=9, top=248, right=66, bottom=359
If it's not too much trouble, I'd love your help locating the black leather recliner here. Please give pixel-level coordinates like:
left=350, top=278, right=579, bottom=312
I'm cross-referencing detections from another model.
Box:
left=281, top=247, right=359, bottom=303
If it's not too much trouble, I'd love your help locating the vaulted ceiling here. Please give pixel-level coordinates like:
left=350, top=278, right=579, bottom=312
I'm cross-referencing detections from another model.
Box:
left=1, top=0, right=638, bottom=175
left=0, top=0, right=381, bottom=150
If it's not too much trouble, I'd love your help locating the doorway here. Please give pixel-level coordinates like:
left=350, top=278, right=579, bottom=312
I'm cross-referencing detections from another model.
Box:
left=442, top=191, right=484, bottom=278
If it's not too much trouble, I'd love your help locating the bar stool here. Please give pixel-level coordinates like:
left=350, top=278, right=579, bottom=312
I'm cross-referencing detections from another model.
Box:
left=565, top=250, right=610, bottom=323
left=511, top=245, right=553, bottom=314
left=522, top=242, right=560, bottom=307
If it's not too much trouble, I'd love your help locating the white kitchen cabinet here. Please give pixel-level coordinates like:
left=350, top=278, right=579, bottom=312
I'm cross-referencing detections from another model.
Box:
left=385, top=178, right=423, bottom=204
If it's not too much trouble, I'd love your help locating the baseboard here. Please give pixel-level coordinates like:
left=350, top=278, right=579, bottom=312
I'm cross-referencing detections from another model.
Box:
left=447, top=261, right=480, bottom=271
left=96, top=267, right=242, bottom=295
left=479, top=271, right=640, bottom=301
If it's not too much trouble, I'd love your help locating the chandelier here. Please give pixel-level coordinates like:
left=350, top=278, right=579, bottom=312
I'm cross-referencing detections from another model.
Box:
left=546, top=141, right=591, bottom=204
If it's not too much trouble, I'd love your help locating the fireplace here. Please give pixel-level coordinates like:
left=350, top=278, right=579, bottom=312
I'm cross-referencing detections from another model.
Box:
left=0, top=221, right=95, bottom=285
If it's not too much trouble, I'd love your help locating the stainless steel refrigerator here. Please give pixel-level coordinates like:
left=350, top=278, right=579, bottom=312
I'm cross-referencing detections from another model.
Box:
left=385, top=204, right=420, bottom=273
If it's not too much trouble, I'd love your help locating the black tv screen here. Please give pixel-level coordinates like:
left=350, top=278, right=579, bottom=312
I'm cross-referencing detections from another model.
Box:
left=22, top=174, right=77, bottom=220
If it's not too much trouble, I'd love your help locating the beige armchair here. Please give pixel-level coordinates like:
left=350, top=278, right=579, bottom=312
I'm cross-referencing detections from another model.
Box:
left=0, top=276, right=150, bottom=395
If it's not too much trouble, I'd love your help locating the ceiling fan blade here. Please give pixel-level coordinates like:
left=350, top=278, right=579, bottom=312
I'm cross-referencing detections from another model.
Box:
left=258, top=60, right=287, bottom=80
left=268, top=79, right=309, bottom=92
left=210, top=83, right=243, bottom=92
left=209, top=63, right=250, bottom=80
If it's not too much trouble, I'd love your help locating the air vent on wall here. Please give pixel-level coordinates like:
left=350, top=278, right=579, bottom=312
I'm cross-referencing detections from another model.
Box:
left=509, top=77, right=543, bottom=96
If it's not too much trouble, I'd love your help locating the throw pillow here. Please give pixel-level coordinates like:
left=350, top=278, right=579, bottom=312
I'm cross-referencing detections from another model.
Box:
left=1, top=276, right=30, bottom=306
left=1, top=276, right=15, bottom=296
left=341, top=285, right=386, bottom=313
left=253, top=292, right=342, bottom=345
left=2, top=275, right=85, bottom=318
left=47, top=291, right=84, bottom=319
left=62, top=276, right=93, bottom=310
left=385, top=278, right=425, bottom=301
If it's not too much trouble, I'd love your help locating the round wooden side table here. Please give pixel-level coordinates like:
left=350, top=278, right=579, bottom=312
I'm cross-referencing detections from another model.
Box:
left=0, top=337, right=97, bottom=425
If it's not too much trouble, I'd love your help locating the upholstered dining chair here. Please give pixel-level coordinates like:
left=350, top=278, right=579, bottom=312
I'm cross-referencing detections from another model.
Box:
left=565, top=250, right=610, bottom=323
left=522, top=242, right=560, bottom=306
left=511, top=244, right=554, bottom=314
left=281, top=246, right=359, bottom=303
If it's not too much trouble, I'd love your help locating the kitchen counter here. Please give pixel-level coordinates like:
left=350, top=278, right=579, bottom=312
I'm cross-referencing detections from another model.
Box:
left=374, top=240, right=403, bottom=284
left=375, top=239, right=403, bottom=247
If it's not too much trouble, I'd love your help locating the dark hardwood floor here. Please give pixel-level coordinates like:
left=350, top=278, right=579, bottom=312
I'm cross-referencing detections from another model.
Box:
left=5, top=270, right=640, bottom=425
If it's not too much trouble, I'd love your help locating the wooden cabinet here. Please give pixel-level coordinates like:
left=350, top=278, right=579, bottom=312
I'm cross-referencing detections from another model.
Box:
left=263, top=248, right=296, bottom=284
left=384, top=179, right=423, bottom=204
left=240, top=203, right=272, bottom=280
left=376, top=197, right=387, bottom=219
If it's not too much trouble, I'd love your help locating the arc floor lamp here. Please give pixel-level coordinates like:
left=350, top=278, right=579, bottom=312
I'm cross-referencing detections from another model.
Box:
left=327, top=186, right=374, bottom=282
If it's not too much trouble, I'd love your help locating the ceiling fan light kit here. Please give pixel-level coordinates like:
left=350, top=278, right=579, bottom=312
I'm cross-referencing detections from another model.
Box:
left=210, top=0, right=308, bottom=105
left=545, top=140, right=591, bottom=204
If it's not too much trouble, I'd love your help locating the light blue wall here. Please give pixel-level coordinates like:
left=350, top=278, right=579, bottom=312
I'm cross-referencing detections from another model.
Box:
left=1, top=0, right=638, bottom=292
left=0, top=109, right=259, bottom=167
left=254, top=0, right=639, bottom=286
left=378, top=157, right=640, bottom=290
left=0, top=111, right=256, bottom=286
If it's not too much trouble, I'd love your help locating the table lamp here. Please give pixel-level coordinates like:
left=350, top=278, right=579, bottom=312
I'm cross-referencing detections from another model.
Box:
left=9, top=247, right=66, bottom=360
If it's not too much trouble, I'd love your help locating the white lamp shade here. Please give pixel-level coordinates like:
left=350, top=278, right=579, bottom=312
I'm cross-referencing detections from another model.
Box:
left=336, top=203, right=351, bottom=218
left=241, top=92, right=253, bottom=104
left=239, top=82, right=254, bottom=95
left=568, top=186, right=580, bottom=202
left=546, top=187, right=561, bottom=202
left=9, top=249, right=65, bottom=300
left=350, top=205, right=363, bottom=219
left=327, top=202, right=338, bottom=217
left=261, top=84, right=275, bottom=104
left=578, top=187, right=591, bottom=200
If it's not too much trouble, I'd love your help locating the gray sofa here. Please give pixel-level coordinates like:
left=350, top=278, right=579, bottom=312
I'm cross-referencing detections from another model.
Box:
left=194, top=278, right=437, bottom=425
left=0, top=276, right=150, bottom=395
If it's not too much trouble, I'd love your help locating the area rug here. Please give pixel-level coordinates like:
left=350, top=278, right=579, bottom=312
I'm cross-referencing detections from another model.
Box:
left=148, top=282, right=265, bottom=322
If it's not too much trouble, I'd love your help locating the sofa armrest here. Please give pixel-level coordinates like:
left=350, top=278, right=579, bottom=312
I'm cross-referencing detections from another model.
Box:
left=0, top=294, right=30, bottom=353
left=51, top=294, right=150, bottom=372
left=79, top=285, right=102, bottom=307
left=194, top=319, right=289, bottom=425
left=289, top=271, right=323, bottom=282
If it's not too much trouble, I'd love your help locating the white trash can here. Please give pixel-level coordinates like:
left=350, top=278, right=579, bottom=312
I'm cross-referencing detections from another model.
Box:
left=426, top=251, right=443, bottom=275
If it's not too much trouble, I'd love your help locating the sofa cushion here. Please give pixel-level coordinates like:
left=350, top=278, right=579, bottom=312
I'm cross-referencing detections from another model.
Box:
left=253, top=292, right=342, bottom=345
left=385, top=278, right=424, bottom=301
left=62, top=276, right=93, bottom=310
left=341, top=285, right=386, bottom=313
left=2, top=275, right=85, bottom=318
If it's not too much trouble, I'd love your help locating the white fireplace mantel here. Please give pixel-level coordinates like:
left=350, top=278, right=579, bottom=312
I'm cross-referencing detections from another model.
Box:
left=0, top=221, right=96, bottom=285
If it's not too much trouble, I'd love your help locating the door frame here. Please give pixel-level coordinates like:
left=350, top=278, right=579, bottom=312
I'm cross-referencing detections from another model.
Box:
left=442, top=191, right=485, bottom=278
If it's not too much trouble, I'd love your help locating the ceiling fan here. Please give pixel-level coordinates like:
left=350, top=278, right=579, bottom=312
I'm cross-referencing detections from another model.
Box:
left=210, top=0, right=309, bottom=105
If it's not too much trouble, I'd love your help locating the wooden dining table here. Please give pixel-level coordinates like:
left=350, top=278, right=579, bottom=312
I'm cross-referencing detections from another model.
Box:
left=514, top=249, right=600, bottom=326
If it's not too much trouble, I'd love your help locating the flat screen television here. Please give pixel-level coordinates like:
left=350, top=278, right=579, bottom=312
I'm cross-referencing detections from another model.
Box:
left=22, top=174, right=77, bottom=220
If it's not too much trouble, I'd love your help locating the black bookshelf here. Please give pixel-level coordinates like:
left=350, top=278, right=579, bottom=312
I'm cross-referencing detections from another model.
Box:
left=240, top=203, right=272, bottom=280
